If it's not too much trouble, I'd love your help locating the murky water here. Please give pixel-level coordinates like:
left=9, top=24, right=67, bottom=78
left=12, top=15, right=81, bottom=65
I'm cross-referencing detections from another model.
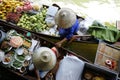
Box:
left=51, top=0, right=120, bottom=23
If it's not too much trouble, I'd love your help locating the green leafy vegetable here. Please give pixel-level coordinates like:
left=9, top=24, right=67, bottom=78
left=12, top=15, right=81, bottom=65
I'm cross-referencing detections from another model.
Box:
left=17, top=55, right=25, bottom=61
left=13, top=60, right=22, bottom=68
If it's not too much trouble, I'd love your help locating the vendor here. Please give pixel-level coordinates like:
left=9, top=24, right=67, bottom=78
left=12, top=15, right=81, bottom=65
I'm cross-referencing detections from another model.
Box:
left=55, top=8, right=89, bottom=47
left=32, top=47, right=59, bottom=80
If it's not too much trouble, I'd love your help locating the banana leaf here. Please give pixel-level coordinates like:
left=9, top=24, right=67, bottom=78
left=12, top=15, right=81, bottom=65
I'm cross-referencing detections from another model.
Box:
left=88, top=26, right=120, bottom=42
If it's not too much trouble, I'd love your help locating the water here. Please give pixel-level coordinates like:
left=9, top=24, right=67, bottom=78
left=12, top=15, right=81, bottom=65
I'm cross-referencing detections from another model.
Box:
left=30, top=0, right=120, bottom=24
left=51, top=0, right=120, bottom=23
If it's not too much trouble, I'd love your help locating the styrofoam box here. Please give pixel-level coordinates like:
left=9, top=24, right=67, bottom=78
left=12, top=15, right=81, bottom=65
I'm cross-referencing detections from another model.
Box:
left=82, top=62, right=118, bottom=80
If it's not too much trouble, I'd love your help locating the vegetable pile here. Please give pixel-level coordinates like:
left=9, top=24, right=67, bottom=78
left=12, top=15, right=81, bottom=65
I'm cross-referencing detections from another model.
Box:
left=17, top=7, right=49, bottom=32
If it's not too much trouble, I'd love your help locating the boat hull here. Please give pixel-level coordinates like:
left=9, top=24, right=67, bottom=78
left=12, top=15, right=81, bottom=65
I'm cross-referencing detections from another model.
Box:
left=0, top=19, right=98, bottom=62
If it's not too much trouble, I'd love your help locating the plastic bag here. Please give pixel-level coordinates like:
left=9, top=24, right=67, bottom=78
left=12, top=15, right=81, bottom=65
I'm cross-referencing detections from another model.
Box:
left=77, top=17, right=94, bottom=35
left=56, top=55, right=84, bottom=80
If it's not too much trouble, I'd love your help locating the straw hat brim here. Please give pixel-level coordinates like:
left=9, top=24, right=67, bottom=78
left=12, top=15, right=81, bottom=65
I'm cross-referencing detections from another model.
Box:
left=32, top=47, right=56, bottom=71
left=55, top=8, right=77, bottom=29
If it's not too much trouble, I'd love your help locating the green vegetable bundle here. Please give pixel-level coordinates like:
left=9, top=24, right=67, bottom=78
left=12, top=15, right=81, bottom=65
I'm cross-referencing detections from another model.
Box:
left=88, top=21, right=120, bottom=42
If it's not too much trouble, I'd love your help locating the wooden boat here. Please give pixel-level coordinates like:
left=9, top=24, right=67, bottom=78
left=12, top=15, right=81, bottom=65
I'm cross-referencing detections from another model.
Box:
left=0, top=19, right=98, bottom=62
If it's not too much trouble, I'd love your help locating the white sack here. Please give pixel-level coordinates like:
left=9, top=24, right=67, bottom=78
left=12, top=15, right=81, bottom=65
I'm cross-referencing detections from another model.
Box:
left=56, top=55, right=84, bottom=80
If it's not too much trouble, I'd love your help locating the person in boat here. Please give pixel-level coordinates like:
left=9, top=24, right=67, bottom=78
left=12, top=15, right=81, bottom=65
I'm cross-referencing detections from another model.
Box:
left=32, top=47, right=60, bottom=80
left=54, top=8, right=90, bottom=47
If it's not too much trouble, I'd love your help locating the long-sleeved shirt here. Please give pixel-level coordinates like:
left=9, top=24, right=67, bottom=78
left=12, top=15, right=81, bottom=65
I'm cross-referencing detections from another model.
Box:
left=59, top=19, right=79, bottom=40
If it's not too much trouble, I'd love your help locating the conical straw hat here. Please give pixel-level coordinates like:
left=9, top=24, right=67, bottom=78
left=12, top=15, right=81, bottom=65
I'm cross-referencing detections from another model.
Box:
left=32, top=47, right=56, bottom=71
left=55, top=8, right=77, bottom=29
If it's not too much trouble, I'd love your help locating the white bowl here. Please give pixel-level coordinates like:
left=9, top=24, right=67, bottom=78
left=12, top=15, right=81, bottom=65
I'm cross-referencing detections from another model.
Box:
left=2, top=54, right=12, bottom=65
left=25, top=54, right=32, bottom=61
left=23, top=60, right=29, bottom=67
left=14, top=54, right=25, bottom=62
left=19, top=66, right=26, bottom=73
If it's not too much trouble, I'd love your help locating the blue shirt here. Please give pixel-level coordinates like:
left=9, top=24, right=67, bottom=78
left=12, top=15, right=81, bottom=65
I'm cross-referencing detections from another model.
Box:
left=59, top=19, right=79, bottom=40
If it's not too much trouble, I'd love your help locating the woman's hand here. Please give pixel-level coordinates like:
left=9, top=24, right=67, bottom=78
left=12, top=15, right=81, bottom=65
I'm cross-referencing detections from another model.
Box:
left=55, top=38, right=67, bottom=47
left=68, top=35, right=80, bottom=43
left=55, top=41, right=62, bottom=47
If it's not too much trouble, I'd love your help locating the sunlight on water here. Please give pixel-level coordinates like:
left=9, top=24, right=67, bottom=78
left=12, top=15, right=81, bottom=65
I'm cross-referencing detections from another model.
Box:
left=51, top=0, right=120, bottom=23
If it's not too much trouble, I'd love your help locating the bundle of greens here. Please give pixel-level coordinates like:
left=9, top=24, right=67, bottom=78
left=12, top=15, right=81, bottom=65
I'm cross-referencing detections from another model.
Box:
left=88, top=21, right=120, bottom=42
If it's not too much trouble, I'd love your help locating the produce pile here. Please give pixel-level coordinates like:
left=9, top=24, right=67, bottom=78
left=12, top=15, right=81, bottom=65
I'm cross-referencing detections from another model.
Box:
left=17, top=7, right=49, bottom=32
left=0, top=0, right=60, bottom=36
left=83, top=70, right=106, bottom=80
left=0, top=0, right=24, bottom=20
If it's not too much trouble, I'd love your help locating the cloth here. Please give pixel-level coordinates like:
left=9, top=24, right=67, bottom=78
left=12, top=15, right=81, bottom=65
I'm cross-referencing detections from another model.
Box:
left=59, top=19, right=79, bottom=40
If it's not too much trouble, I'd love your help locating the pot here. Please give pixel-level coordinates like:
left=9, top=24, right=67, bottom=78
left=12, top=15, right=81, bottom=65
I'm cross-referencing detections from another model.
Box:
left=19, top=66, right=26, bottom=73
